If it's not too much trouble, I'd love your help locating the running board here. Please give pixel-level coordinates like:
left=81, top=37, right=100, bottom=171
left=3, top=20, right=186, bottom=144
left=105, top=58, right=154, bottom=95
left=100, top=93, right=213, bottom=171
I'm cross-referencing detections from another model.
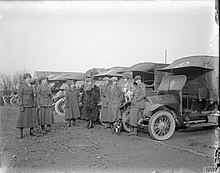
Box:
left=176, top=122, right=217, bottom=132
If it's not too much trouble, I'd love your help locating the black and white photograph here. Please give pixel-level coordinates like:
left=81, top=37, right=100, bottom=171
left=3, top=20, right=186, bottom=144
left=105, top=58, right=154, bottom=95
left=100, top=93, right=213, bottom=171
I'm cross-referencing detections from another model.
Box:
left=0, top=0, right=219, bottom=173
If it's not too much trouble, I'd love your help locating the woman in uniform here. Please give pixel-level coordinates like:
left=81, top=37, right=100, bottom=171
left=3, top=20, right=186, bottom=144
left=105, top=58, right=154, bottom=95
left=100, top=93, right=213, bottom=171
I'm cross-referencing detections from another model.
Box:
left=108, top=77, right=124, bottom=127
left=16, top=73, right=38, bottom=139
left=36, top=76, right=54, bottom=134
left=82, top=77, right=100, bottom=128
left=100, top=77, right=111, bottom=128
left=64, top=79, right=80, bottom=127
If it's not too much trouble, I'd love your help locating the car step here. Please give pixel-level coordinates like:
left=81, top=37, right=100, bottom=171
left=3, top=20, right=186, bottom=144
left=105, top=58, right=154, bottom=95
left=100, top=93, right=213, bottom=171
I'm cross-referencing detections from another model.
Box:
left=176, top=122, right=217, bottom=132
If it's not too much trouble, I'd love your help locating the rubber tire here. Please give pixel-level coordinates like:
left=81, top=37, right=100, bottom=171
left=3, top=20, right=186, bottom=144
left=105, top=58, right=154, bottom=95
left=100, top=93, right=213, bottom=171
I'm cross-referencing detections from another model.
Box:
left=10, top=95, right=18, bottom=106
left=148, top=110, right=176, bottom=141
left=55, top=98, right=65, bottom=116
left=121, top=107, right=132, bottom=132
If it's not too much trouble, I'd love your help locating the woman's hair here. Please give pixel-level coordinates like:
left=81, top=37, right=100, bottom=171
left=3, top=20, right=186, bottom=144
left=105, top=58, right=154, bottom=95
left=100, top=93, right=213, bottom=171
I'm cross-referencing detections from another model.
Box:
left=23, top=73, right=32, bottom=79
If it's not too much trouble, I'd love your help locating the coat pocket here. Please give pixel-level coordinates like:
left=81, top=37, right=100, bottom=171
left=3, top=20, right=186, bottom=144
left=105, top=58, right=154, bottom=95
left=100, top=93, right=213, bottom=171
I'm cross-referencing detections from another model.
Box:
left=23, top=98, right=29, bottom=105
left=102, top=99, right=108, bottom=108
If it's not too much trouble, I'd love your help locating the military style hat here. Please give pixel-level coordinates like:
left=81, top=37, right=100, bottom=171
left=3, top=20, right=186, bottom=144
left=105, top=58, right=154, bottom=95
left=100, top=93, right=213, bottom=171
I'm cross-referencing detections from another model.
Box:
left=23, top=73, right=32, bottom=79
left=122, top=75, right=129, bottom=80
left=66, top=79, right=73, bottom=85
left=134, top=75, right=141, bottom=81
left=102, top=77, right=110, bottom=81
left=85, top=77, right=93, bottom=82
left=39, top=76, right=48, bottom=82
left=110, top=77, right=118, bottom=82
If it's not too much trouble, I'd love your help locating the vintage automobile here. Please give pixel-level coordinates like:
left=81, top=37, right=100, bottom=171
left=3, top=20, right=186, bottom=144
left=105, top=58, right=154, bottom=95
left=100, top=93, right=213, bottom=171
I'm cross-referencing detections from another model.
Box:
left=119, top=62, right=169, bottom=131
left=46, top=72, right=85, bottom=116
left=122, top=55, right=219, bottom=140
left=10, top=92, right=18, bottom=106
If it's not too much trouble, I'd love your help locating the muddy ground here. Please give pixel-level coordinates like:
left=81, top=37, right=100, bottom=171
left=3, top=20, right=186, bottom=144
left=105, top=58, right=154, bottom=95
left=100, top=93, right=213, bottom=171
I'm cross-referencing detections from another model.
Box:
left=0, top=106, right=217, bottom=173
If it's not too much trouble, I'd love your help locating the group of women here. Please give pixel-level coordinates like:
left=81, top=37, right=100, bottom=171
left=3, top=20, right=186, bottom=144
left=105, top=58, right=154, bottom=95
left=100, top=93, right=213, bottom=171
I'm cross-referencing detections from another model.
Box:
left=100, top=76, right=134, bottom=128
left=100, top=75, right=146, bottom=136
left=16, top=72, right=144, bottom=139
left=16, top=73, right=54, bottom=139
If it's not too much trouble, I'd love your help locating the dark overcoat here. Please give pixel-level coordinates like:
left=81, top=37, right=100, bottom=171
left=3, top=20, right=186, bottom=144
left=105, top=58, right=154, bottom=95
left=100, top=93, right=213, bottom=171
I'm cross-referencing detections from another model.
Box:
left=64, top=86, right=80, bottom=121
left=16, top=82, right=38, bottom=128
left=82, top=85, right=100, bottom=121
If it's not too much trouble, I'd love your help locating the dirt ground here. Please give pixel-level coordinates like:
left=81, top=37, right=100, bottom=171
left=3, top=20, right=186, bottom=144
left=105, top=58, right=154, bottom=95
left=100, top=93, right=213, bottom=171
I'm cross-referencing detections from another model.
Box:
left=0, top=106, right=216, bottom=173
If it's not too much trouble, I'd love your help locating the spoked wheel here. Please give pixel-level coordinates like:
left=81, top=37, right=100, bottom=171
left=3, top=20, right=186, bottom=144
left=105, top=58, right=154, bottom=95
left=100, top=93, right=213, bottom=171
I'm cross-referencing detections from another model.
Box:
left=55, top=98, right=65, bottom=116
left=122, top=107, right=131, bottom=132
left=148, top=110, right=176, bottom=141
left=99, top=111, right=109, bottom=127
left=10, top=95, right=18, bottom=106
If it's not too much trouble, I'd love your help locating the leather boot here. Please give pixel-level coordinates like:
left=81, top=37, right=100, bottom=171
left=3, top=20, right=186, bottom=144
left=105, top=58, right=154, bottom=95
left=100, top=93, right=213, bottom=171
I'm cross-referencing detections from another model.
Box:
left=30, top=128, right=36, bottom=136
left=67, top=120, right=71, bottom=127
left=88, top=120, right=93, bottom=129
left=41, top=125, right=46, bottom=134
left=19, top=128, right=24, bottom=139
left=47, top=125, right=51, bottom=132
left=72, top=120, right=76, bottom=126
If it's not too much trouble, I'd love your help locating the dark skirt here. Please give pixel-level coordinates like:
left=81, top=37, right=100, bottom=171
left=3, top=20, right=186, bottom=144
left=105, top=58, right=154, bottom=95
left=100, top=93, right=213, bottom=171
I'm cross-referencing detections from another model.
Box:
left=82, top=106, right=99, bottom=121
left=16, top=107, right=38, bottom=128
left=38, top=107, right=54, bottom=125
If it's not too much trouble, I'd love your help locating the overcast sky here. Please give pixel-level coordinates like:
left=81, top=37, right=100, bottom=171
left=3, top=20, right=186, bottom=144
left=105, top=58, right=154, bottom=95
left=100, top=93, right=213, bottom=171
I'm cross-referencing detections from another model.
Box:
left=0, top=1, right=218, bottom=75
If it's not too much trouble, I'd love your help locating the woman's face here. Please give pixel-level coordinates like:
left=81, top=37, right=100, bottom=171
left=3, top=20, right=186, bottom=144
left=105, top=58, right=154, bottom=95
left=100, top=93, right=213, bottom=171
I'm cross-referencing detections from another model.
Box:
left=104, top=80, right=109, bottom=85
left=25, top=77, right=31, bottom=84
left=112, top=81, right=117, bottom=85
left=42, top=79, right=48, bottom=85
left=87, top=81, right=92, bottom=85
left=123, top=78, right=128, bottom=83
left=136, top=79, right=141, bottom=85
left=71, top=81, right=75, bottom=88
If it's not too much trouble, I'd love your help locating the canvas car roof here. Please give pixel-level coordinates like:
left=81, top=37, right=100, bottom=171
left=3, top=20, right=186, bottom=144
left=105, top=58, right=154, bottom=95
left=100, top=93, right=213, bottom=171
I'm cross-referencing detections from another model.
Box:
left=33, top=71, right=85, bottom=81
left=48, top=72, right=85, bottom=81
left=120, top=62, right=169, bottom=74
left=158, top=56, right=215, bottom=73
left=94, top=67, right=127, bottom=77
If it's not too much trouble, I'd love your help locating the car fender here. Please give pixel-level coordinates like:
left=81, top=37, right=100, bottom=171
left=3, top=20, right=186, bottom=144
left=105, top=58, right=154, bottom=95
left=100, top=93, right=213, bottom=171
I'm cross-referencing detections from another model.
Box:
left=145, top=102, right=164, bottom=112
left=145, top=102, right=185, bottom=127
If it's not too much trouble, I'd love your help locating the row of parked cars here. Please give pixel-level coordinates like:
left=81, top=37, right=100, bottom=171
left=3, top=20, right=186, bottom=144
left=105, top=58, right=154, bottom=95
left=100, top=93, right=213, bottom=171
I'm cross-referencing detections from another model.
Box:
left=53, top=55, right=219, bottom=141
left=9, top=55, right=220, bottom=141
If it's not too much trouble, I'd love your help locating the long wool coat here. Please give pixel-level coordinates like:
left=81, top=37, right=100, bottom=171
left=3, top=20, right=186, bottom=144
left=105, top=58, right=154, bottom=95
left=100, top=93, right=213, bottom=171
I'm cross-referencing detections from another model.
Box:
left=36, top=84, right=54, bottom=125
left=108, top=84, right=124, bottom=123
left=100, top=84, right=111, bottom=122
left=64, top=86, right=80, bottom=121
left=16, top=82, right=38, bottom=128
left=82, top=85, right=100, bottom=121
left=129, top=82, right=146, bottom=127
